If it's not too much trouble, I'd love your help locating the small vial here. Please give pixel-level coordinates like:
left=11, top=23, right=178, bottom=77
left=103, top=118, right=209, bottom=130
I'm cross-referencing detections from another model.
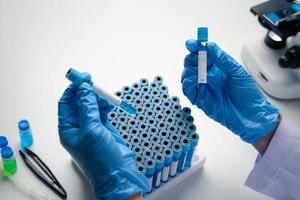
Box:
left=0, top=136, right=8, bottom=150
left=18, top=119, right=33, bottom=148
left=1, top=146, right=17, bottom=176
left=197, top=27, right=208, bottom=84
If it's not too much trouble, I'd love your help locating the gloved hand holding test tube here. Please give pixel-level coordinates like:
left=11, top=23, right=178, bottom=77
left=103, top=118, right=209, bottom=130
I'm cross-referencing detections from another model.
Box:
left=66, top=68, right=137, bottom=115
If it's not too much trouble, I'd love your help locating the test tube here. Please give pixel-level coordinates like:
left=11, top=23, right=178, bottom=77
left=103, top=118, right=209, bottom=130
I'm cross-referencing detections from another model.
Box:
left=145, top=158, right=156, bottom=193
left=148, top=126, right=159, bottom=135
left=135, top=155, right=145, bottom=165
left=126, top=142, right=133, bottom=150
left=114, top=91, right=124, bottom=98
left=131, top=136, right=142, bottom=146
left=167, top=125, right=178, bottom=135
left=150, top=90, right=160, bottom=98
left=139, top=78, right=149, bottom=87
left=110, top=121, right=119, bottom=129
left=158, top=84, right=168, bottom=93
left=129, top=128, right=139, bottom=137
left=136, top=114, right=146, bottom=123
left=154, top=75, right=163, bottom=85
left=117, top=116, right=128, bottom=124
left=135, top=106, right=145, bottom=114
left=122, top=86, right=132, bottom=94
left=138, top=123, right=148, bottom=132
left=172, top=104, right=181, bottom=112
left=142, top=148, right=154, bottom=159
left=151, top=97, right=162, bottom=105
left=169, top=143, right=182, bottom=177
left=141, top=140, right=152, bottom=149
left=119, top=124, right=129, bottom=133
left=178, top=128, right=189, bottom=137
left=161, top=148, right=173, bottom=182
left=144, top=102, right=153, bottom=111
left=1, top=146, right=17, bottom=176
left=140, top=132, right=150, bottom=141
left=160, top=93, right=169, bottom=101
left=153, top=154, right=165, bottom=188
left=161, top=138, right=171, bottom=148
left=157, top=121, right=167, bottom=130
left=185, top=133, right=199, bottom=168
left=132, top=82, right=141, bottom=90
left=134, top=98, right=143, bottom=106
left=184, top=115, right=194, bottom=124
left=132, top=90, right=142, bottom=98
left=146, top=118, right=157, bottom=126
left=137, top=164, right=146, bottom=178
left=182, top=107, right=191, bottom=116
left=150, top=135, right=161, bottom=144
left=170, top=134, right=180, bottom=144
left=132, top=146, right=143, bottom=155
left=186, top=124, right=196, bottom=133
left=123, top=94, right=134, bottom=103
left=170, top=96, right=180, bottom=104
left=128, top=118, right=138, bottom=127
left=18, top=119, right=33, bottom=148
left=176, top=120, right=186, bottom=129
left=197, top=27, right=208, bottom=84
left=153, top=105, right=163, bottom=114
left=159, top=130, right=169, bottom=139
left=121, top=133, right=131, bottom=142
left=108, top=111, right=118, bottom=120
left=177, top=137, right=191, bottom=172
left=152, top=144, right=163, bottom=154
left=66, top=68, right=136, bottom=115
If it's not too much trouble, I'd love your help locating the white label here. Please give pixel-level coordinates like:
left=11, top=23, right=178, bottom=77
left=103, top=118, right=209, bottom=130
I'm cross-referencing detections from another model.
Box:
left=147, top=176, right=153, bottom=192
left=170, top=160, right=178, bottom=177
left=155, top=171, right=162, bottom=187
left=198, top=51, right=207, bottom=83
left=180, top=154, right=187, bottom=171
left=161, top=166, right=170, bottom=182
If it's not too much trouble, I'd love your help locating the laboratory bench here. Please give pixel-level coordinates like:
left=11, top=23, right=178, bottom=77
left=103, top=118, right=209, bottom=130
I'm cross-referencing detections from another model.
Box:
left=0, top=0, right=299, bottom=199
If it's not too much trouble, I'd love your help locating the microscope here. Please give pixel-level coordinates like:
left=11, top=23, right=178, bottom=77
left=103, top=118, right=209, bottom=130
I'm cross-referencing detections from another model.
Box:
left=241, top=0, right=300, bottom=99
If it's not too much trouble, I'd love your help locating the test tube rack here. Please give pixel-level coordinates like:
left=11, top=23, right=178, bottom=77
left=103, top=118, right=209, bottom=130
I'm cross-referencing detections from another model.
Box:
left=108, top=76, right=206, bottom=199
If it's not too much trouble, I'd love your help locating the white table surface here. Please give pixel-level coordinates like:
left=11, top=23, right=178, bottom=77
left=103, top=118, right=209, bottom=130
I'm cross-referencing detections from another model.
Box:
left=0, top=0, right=299, bottom=199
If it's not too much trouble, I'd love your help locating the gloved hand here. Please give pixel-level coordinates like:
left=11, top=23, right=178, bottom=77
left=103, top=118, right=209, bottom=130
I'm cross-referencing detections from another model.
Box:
left=181, top=40, right=280, bottom=144
left=58, top=78, right=148, bottom=200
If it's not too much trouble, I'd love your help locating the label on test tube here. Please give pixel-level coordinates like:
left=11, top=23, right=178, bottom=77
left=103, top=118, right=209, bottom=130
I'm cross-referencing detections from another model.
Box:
left=154, top=171, right=162, bottom=187
left=161, top=165, right=170, bottom=182
left=170, top=160, right=179, bottom=177
left=198, top=50, right=207, bottom=83
left=147, top=176, right=153, bottom=193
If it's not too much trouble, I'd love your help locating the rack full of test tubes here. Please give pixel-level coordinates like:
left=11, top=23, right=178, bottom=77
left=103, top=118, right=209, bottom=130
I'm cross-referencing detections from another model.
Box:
left=108, top=76, right=206, bottom=199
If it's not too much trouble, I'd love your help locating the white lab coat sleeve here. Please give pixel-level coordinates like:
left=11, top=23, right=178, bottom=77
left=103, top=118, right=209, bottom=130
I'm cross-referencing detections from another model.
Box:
left=245, top=119, right=300, bottom=200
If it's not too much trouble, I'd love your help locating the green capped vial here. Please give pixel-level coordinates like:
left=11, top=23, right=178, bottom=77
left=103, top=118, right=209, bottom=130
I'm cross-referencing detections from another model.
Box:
left=1, top=146, right=17, bottom=176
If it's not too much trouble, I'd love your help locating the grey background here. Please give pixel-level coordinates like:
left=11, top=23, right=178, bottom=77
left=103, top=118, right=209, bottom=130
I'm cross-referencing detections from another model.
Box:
left=0, top=0, right=299, bottom=199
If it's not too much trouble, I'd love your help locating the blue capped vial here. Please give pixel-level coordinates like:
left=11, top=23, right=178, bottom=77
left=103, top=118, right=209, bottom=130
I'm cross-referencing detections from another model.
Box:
left=18, top=119, right=33, bottom=148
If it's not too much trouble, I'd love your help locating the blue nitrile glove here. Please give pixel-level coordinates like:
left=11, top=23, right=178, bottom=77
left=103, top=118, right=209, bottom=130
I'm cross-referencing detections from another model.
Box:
left=181, top=40, right=280, bottom=144
left=58, top=80, right=148, bottom=199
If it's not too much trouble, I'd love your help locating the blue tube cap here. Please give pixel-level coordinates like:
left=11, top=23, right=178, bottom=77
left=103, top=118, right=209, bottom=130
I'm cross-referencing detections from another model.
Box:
left=172, top=143, right=182, bottom=160
left=18, top=119, right=30, bottom=131
left=180, top=137, right=191, bottom=153
left=163, top=148, right=173, bottom=165
left=189, top=132, right=199, bottom=148
left=145, top=158, right=156, bottom=176
left=154, top=153, right=165, bottom=170
left=0, top=136, right=8, bottom=148
left=1, top=146, right=13, bottom=159
left=197, top=27, right=208, bottom=42
left=66, top=68, right=85, bottom=85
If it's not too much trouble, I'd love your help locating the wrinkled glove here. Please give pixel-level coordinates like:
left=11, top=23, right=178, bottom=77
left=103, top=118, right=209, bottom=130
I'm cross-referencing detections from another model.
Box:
left=58, top=78, right=148, bottom=200
left=181, top=40, right=280, bottom=144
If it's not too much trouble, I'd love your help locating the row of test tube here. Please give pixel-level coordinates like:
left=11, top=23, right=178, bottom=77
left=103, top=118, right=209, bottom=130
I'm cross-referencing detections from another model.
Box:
left=108, top=76, right=199, bottom=193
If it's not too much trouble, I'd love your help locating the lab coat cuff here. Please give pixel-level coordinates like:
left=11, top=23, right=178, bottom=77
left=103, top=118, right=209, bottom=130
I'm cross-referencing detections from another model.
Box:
left=245, top=119, right=300, bottom=199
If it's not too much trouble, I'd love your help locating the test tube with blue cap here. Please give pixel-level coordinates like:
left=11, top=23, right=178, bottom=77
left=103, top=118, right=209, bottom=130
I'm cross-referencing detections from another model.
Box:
left=177, top=137, right=191, bottom=172
left=153, top=153, right=165, bottom=188
left=169, top=143, right=182, bottom=177
left=66, top=68, right=136, bottom=115
left=161, top=148, right=173, bottom=182
left=185, top=132, right=199, bottom=168
left=197, top=27, right=208, bottom=84
left=145, top=158, right=156, bottom=193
